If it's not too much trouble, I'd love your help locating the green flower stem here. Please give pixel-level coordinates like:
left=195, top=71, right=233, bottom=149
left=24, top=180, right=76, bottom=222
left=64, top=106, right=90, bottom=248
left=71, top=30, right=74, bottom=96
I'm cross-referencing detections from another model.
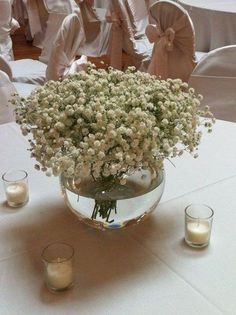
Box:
left=92, top=199, right=117, bottom=223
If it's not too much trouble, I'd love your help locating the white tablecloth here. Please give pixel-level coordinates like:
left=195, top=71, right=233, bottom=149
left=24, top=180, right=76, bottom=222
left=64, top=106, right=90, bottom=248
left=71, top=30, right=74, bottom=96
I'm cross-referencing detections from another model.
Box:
left=0, top=120, right=236, bottom=314
left=180, top=0, right=236, bottom=12
left=179, top=0, right=236, bottom=51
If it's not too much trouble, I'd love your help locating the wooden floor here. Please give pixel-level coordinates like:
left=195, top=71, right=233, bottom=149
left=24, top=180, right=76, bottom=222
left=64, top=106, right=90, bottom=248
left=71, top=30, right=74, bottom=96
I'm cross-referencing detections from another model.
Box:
left=12, top=28, right=41, bottom=60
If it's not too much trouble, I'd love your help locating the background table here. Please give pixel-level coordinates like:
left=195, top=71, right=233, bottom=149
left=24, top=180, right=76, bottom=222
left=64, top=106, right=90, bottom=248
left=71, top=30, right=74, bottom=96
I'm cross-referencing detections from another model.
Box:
left=189, top=75, right=236, bottom=122
left=179, top=0, right=236, bottom=51
left=0, top=120, right=236, bottom=314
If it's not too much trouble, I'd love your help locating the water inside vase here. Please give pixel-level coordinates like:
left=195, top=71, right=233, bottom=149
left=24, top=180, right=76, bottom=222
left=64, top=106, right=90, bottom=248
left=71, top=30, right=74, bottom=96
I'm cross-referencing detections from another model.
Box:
left=61, top=170, right=165, bottom=229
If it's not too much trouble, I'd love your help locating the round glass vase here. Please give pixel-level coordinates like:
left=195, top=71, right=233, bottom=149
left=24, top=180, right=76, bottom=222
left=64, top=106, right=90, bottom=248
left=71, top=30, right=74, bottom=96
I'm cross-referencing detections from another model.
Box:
left=60, top=169, right=165, bottom=230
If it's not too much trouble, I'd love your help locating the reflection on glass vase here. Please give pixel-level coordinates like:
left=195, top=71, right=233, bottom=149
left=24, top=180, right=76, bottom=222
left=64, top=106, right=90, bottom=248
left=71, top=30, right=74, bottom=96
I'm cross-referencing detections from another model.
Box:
left=60, top=168, right=165, bottom=230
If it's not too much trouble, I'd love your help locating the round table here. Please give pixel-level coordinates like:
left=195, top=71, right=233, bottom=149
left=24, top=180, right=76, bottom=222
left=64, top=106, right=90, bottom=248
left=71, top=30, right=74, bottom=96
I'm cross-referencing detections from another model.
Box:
left=179, top=0, right=236, bottom=51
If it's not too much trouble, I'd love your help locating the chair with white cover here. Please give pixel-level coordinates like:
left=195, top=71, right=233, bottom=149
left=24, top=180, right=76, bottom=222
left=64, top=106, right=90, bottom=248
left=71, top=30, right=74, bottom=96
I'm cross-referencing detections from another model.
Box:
left=0, top=70, right=17, bottom=124
left=144, top=0, right=197, bottom=82
left=0, top=54, right=47, bottom=85
left=0, top=0, right=20, bottom=61
left=43, top=1, right=111, bottom=67
left=39, top=0, right=79, bottom=63
left=1, top=9, right=87, bottom=85
left=109, top=0, right=153, bottom=70
left=0, top=55, right=38, bottom=97
left=189, top=45, right=236, bottom=122
left=0, top=54, right=12, bottom=79
left=77, top=0, right=112, bottom=58
left=46, top=12, right=86, bottom=81
left=22, top=0, right=50, bottom=47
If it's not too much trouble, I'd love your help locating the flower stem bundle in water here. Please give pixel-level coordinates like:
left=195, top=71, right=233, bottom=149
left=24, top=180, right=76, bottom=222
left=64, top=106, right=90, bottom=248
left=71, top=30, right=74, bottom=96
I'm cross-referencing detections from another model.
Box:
left=92, top=198, right=117, bottom=223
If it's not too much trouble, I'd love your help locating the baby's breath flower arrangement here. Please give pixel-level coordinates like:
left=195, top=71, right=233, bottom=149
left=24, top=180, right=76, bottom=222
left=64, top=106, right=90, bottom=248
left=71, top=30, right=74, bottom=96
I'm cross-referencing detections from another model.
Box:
left=15, top=65, right=214, bottom=223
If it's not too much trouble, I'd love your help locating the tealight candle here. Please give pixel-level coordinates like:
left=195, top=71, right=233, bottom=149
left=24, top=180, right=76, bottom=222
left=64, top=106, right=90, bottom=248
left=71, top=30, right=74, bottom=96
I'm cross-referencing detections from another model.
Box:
left=6, top=182, right=28, bottom=205
left=185, top=204, right=214, bottom=248
left=2, top=170, right=29, bottom=207
left=46, top=259, right=73, bottom=290
left=41, top=242, right=74, bottom=292
left=186, top=221, right=210, bottom=244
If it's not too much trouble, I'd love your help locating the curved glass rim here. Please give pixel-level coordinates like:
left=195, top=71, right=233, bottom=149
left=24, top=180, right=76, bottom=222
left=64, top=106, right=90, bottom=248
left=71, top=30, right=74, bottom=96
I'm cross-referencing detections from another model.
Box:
left=185, top=203, right=214, bottom=220
left=41, top=242, right=74, bottom=263
left=2, top=170, right=28, bottom=182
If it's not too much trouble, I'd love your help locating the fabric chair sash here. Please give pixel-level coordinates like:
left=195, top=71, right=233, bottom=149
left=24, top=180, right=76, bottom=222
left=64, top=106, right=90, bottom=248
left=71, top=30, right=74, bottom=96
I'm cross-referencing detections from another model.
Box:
left=106, top=7, right=123, bottom=70
left=146, top=11, right=195, bottom=79
left=78, top=0, right=101, bottom=43
left=108, top=0, right=140, bottom=70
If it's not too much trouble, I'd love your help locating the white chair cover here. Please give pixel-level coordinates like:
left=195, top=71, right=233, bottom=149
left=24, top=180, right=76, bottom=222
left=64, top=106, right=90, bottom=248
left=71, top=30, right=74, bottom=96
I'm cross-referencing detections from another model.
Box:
left=0, top=70, right=17, bottom=124
left=0, top=53, right=46, bottom=85
left=43, top=0, right=77, bottom=13
left=189, top=45, right=236, bottom=77
left=144, top=0, right=197, bottom=82
left=23, top=0, right=49, bottom=48
left=67, top=55, right=88, bottom=75
left=46, top=12, right=85, bottom=81
left=13, top=82, right=38, bottom=98
left=0, top=0, right=19, bottom=60
left=77, top=0, right=112, bottom=57
left=189, top=45, right=236, bottom=122
left=39, top=1, right=79, bottom=63
left=9, top=59, right=47, bottom=85
left=0, top=54, right=13, bottom=80
left=39, top=12, right=68, bottom=64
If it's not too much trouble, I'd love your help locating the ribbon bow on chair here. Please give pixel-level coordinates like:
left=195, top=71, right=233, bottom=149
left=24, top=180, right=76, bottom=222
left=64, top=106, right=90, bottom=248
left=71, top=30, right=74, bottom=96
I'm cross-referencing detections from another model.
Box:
left=145, top=12, right=196, bottom=81
left=145, top=23, right=176, bottom=78
left=146, top=24, right=175, bottom=50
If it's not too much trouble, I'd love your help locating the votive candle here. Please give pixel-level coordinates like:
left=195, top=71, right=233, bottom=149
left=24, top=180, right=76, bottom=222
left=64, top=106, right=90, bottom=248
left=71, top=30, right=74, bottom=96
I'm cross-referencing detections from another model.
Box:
left=185, top=204, right=214, bottom=248
left=2, top=170, right=29, bottom=207
left=41, top=242, right=74, bottom=292
left=46, top=258, right=74, bottom=290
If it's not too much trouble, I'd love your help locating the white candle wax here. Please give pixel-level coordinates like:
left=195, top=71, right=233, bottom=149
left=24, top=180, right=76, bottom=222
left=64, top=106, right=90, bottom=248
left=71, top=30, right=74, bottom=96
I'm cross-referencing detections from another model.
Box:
left=6, top=182, right=28, bottom=204
left=186, top=221, right=210, bottom=244
left=46, top=259, right=73, bottom=289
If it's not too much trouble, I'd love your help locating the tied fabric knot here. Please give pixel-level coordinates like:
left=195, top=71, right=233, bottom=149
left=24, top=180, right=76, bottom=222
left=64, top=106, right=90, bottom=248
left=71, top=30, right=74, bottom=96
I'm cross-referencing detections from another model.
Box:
left=145, top=23, right=176, bottom=78
left=145, top=24, right=175, bottom=51
left=145, top=9, right=196, bottom=81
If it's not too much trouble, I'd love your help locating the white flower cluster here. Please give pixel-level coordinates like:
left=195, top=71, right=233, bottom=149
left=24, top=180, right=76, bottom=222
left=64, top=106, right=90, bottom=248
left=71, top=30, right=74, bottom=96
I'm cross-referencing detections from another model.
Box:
left=15, top=65, right=214, bottom=181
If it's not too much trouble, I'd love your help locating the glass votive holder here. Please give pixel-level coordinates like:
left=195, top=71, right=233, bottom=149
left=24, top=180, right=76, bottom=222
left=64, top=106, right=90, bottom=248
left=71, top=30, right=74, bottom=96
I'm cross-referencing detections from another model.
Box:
left=185, top=204, right=214, bottom=248
left=2, top=170, right=29, bottom=207
left=41, top=242, right=75, bottom=292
